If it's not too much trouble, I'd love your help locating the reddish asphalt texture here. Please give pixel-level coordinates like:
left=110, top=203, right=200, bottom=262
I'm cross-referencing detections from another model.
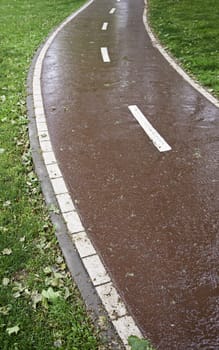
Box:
left=41, top=0, right=219, bottom=349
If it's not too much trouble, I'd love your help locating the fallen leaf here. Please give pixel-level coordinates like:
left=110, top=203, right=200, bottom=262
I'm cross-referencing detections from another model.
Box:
left=128, top=335, right=155, bottom=350
left=98, top=315, right=107, bottom=330
left=64, top=287, right=71, bottom=300
left=31, top=292, right=42, bottom=309
left=54, top=272, right=65, bottom=279
left=6, top=325, right=20, bottom=335
left=13, top=282, right=25, bottom=292
left=13, top=292, right=21, bottom=299
left=125, top=272, right=134, bottom=278
left=0, top=226, right=8, bottom=233
left=51, top=277, right=62, bottom=288
left=0, top=95, right=6, bottom=102
left=3, top=200, right=11, bottom=207
left=48, top=204, right=60, bottom=214
left=43, top=266, right=52, bottom=275
left=59, top=263, right=66, bottom=271
left=0, top=305, right=12, bottom=316
left=54, top=339, right=62, bottom=348
left=2, top=278, right=10, bottom=286
left=56, top=256, right=63, bottom=264
left=0, top=148, right=5, bottom=154
left=41, top=287, right=61, bottom=302
left=2, top=248, right=12, bottom=255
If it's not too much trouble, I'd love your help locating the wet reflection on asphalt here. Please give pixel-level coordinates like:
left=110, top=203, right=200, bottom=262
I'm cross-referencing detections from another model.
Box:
left=41, top=0, right=219, bottom=348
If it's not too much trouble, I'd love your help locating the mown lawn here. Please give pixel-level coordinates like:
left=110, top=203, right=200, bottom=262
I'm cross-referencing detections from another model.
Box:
left=148, top=0, right=219, bottom=98
left=0, top=1, right=102, bottom=349
left=2, top=0, right=217, bottom=349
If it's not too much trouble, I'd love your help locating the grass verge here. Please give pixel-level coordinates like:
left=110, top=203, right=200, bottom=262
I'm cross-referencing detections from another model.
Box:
left=148, top=0, right=219, bottom=99
left=0, top=1, right=103, bottom=349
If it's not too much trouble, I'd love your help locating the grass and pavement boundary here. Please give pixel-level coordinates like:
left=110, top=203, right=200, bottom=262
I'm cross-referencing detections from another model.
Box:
left=0, top=0, right=218, bottom=349
left=148, top=0, right=219, bottom=100
left=0, top=1, right=120, bottom=349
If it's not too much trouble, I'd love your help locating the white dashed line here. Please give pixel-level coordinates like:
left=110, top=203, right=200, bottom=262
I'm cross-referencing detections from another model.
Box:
left=101, top=22, right=108, bottom=31
left=101, top=47, right=111, bottom=63
left=109, top=7, right=116, bottom=14
left=128, top=105, right=172, bottom=152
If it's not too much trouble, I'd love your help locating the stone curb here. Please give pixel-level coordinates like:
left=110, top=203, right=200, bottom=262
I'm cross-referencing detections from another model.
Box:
left=143, top=0, right=219, bottom=109
left=26, top=1, right=144, bottom=349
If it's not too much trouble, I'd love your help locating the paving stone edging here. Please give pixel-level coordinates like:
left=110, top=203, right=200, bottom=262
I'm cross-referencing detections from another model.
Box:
left=26, top=1, right=144, bottom=349
left=144, top=0, right=219, bottom=109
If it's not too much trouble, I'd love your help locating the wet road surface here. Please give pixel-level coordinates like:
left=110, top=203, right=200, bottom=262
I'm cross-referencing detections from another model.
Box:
left=41, top=0, right=219, bottom=348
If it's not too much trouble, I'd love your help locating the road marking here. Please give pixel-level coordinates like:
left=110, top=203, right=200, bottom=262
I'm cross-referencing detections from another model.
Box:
left=101, top=22, right=108, bottom=31
left=109, top=7, right=116, bottom=14
left=128, top=105, right=171, bottom=152
left=101, top=47, right=111, bottom=62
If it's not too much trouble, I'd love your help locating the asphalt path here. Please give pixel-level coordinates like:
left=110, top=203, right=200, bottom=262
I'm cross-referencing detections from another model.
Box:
left=40, top=0, right=219, bottom=348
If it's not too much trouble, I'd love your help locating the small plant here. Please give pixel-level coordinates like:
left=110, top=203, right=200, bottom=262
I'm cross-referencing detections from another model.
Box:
left=128, top=335, right=156, bottom=350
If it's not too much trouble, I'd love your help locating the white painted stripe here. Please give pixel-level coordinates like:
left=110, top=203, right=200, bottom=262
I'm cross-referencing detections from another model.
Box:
left=101, top=22, right=108, bottom=31
left=128, top=105, right=171, bottom=152
left=143, top=0, right=219, bottom=108
left=109, top=7, right=116, bottom=14
left=101, top=47, right=111, bottom=63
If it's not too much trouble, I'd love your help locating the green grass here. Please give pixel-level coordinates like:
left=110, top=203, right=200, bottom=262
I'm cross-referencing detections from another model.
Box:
left=148, top=0, right=219, bottom=98
left=3, top=0, right=217, bottom=349
left=0, top=1, right=102, bottom=349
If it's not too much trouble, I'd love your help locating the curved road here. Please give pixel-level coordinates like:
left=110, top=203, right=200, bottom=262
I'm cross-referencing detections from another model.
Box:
left=40, top=0, right=219, bottom=348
